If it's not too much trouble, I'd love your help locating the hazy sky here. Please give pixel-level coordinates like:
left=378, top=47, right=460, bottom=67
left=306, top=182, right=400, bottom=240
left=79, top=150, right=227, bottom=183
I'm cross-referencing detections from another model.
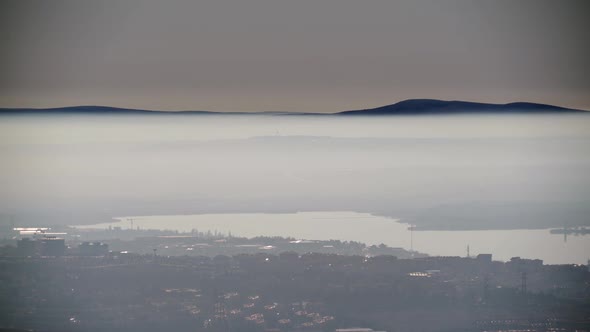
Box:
left=1, top=0, right=589, bottom=113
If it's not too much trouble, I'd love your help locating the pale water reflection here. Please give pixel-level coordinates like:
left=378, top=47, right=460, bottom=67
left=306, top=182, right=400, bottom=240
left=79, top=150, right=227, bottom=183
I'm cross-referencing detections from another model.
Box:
left=75, top=211, right=590, bottom=265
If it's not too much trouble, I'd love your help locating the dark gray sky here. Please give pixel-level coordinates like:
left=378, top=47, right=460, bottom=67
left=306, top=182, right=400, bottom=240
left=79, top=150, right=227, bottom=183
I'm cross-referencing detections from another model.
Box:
left=1, top=0, right=589, bottom=112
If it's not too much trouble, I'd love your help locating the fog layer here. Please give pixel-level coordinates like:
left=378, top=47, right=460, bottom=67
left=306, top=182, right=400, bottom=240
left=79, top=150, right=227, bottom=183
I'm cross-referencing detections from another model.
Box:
left=1, top=114, right=589, bottom=230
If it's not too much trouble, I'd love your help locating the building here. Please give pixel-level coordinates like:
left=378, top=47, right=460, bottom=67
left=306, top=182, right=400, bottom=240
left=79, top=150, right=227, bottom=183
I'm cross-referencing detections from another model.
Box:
left=476, top=254, right=492, bottom=263
left=40, top=237, right=66, bottom=256
left=79, top=242, right=109, bottom=256
left=17, top=236, right=66, bottom=256
left=17, top=238, right=37, bottom=256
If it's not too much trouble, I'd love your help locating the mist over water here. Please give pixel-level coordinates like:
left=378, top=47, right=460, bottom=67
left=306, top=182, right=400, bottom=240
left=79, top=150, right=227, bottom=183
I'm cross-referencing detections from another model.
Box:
left=1, top=113, right=590, bottom=261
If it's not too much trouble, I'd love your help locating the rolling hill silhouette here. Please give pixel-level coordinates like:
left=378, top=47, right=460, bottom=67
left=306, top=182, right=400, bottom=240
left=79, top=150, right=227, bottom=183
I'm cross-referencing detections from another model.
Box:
left=338, top=99, right=585, bottom=115
left=0, top=99, right=586, bottom=115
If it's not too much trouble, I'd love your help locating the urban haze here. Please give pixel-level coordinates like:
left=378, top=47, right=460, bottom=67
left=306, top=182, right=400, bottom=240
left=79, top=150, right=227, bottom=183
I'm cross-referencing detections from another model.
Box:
left=1, top=1, right=589, bottom=332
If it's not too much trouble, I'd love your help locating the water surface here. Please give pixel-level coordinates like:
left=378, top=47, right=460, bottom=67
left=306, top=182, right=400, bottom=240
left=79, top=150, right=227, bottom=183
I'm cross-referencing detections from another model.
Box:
left=75, top=211, right=590, bottom=265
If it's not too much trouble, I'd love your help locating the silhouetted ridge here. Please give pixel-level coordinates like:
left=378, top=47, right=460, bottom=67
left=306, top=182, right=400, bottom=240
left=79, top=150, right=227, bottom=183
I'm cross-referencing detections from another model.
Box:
left=0, top=99, right=586, bottom=115
left=0, top=105, right=216, bottom=115
left=339, top=99, right=584, bottom=115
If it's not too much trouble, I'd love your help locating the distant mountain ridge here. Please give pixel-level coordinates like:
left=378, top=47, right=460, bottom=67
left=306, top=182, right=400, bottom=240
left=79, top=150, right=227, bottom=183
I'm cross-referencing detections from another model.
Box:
left=0, top=105, right=218, bottom=115
left=338, top=99, right=585, bottom=115
left=0, top=99, right=586, bottom=115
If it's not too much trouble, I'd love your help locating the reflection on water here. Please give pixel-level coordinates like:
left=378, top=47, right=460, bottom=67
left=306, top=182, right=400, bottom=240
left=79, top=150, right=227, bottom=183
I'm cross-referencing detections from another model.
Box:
left=74, top=211, right=590, bottom=265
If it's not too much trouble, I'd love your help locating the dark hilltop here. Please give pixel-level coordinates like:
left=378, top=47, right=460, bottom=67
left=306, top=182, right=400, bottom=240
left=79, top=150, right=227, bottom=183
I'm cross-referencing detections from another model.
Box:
left=338, top=99, right=586, bottom=115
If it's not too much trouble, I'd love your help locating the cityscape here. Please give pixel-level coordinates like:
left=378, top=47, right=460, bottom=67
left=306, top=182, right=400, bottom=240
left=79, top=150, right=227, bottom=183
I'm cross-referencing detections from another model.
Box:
left=0, top=225, right=589, bottom=331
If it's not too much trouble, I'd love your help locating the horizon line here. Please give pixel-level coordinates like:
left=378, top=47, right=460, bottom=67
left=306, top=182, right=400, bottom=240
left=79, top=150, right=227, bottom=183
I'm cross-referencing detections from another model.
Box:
left=1, top=98, right=588, bottom=114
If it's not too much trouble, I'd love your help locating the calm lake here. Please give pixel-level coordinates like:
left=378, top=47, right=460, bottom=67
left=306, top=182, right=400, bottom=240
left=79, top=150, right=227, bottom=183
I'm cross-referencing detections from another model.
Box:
left=75, top=211, right=590, bottom=265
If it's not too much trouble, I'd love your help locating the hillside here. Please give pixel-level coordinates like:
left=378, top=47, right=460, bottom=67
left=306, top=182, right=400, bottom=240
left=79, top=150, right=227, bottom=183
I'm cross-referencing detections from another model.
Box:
left=338, top=99, right=585, bottom=115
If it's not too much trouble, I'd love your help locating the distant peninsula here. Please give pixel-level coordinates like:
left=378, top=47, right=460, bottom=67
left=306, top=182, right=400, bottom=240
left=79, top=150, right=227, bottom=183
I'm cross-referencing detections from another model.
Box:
left=0, top=99, right=586, bottom=115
